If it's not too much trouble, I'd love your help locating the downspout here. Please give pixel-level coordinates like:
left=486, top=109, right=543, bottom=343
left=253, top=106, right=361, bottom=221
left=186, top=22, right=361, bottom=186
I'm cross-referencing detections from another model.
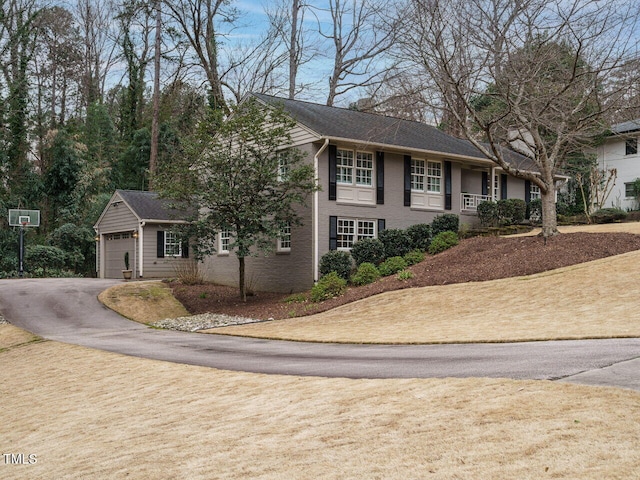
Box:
left=139, top=221, right=145, bottom=278
left=491, top=166, right=496, bottom=201
left=314, top=139, right=330, bottom=283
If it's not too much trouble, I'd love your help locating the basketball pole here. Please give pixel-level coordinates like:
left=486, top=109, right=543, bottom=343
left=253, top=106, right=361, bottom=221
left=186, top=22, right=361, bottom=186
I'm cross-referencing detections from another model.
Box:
left=18, top=223, right=25, bottom=278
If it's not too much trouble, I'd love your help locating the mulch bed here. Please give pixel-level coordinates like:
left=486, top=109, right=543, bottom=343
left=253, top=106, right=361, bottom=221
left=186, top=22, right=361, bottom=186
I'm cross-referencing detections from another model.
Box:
left=169, top=232, right=640, bottom=320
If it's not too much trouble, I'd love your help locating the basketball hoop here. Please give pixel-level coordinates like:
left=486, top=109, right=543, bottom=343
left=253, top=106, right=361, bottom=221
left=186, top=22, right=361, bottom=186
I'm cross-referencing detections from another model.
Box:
left=8, top=209, right=40, bottom=278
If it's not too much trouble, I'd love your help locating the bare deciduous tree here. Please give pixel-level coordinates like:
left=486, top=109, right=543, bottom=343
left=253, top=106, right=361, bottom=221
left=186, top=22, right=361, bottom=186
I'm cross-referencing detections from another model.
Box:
left=401, top=0, right=640, bottom=237
left=316, top=0, right=398, bottom=106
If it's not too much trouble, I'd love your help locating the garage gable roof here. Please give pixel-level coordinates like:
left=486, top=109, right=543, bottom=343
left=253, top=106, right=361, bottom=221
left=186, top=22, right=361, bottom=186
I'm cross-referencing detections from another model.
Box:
left=114, top=190, right=193, bottom=223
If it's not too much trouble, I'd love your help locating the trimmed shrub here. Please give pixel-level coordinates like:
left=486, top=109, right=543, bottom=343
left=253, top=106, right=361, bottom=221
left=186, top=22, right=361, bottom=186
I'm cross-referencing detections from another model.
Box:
left=406, top=223, right=432, bottom=251
left=310, top=272, right=347, bottom=302
left=378, top=228, right=412, bottom=258
left=497, top=199, right=527, bottom=225
left=350, top=262, right=380, bottom=286
left=477, top=201, right=499, bottom=227
left=591, top=208, right=628, bottom=224
left=350, top=238, right=386, bottom=266
left=403, top=249, right=425, bottom=266
left=396, top=269, right=414, bottom=281
left=319, top=250, right=353, bottom=280
left=378, top=256, right=408, bottom=276
left=428, top=231, right=459, bottom=255
left=431, top=214, right=459, bottom=236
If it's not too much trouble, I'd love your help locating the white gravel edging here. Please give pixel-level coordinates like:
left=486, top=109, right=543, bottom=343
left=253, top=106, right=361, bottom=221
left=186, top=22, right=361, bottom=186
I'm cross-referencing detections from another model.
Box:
left=151, top=313, right=268, bottom=332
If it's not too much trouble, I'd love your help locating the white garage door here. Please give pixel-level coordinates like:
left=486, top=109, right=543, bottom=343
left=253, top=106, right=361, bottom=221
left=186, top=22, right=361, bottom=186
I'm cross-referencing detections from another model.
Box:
left=104, top=232, right=136, bottom=278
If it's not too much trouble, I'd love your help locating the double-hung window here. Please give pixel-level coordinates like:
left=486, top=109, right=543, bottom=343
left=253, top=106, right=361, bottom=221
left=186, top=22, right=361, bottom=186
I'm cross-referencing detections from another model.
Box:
left=164, top=231, right=182, bottom=257
left=337, top=149, right=374, bottom=187
left=529, top=184, right=541, bottom=200
left=277, top=151, right=290, bottom=181
left=218, top=229, right=231, bottom=254
left=336, top=149, right=354, bottom=184
left=277, top=224, right=291, bottom=252
left=336, top=218, right=376, bottom=250
left=411, top=159, right=441, bottom=193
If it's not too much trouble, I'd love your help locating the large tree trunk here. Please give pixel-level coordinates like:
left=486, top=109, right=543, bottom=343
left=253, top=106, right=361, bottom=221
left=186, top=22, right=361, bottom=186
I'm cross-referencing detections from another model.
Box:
left=238, top=256, right=246, bottom=302
left=540, top=190, right=559, bottom=238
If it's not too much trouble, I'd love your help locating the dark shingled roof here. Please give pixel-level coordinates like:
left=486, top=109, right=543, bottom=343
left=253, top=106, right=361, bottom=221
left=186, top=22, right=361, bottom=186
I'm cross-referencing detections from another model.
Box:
left=252, top=93, right=538, bottom=172
left=611, top=119, right=640, bottom=135
left=117, top=190, right=193, bottom=221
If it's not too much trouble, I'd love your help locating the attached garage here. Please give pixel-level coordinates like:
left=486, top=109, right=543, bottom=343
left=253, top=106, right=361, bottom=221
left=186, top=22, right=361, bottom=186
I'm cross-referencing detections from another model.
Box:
left=94, top=190, right=194, bottom=279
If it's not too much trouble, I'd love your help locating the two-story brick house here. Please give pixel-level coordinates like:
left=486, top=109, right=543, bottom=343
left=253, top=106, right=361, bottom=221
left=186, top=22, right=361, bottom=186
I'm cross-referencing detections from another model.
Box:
left=197, top=94, right=544, bottom=293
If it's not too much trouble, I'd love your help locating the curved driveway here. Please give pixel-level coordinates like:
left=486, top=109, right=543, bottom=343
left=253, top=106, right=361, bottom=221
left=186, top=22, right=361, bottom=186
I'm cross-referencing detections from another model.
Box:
left=1, top=278, right=639, bottom=390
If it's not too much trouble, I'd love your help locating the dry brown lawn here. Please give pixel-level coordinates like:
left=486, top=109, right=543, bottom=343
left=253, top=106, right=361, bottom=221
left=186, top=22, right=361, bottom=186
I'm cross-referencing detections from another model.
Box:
left=1, top=324, right=638, bottom=479
left=2, top=222, right=640, bottom=479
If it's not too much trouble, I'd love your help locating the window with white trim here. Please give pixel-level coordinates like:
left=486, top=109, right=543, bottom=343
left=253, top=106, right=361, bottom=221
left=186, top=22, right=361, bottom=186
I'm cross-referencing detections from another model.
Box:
left=411, top=159, right=441, bottom=193
left=625, top=182, right=636, bottom=198
left=337, top=218, right=376, bottom=250
left=165, top=231, right=182, bottom=257
left=529, top=184, right=541, bottom=200
left=336, top=149, right=354, bottom=184
left=337, top=149, right=374, bottom=186
left=277, top=151, right=290, bottom=181
left=218, top=229, right=231, bottom=254
left=277, top=224, right=291, bottom=252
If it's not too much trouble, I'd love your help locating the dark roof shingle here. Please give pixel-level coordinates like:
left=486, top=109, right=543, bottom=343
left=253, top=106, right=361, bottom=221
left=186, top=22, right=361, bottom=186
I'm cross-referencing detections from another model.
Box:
left=117, top=190, right=193, bottom=221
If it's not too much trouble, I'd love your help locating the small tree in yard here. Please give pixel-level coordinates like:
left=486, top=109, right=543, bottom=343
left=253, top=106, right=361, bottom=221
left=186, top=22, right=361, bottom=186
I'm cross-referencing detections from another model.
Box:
left=158, top=98, right=318, bottom=301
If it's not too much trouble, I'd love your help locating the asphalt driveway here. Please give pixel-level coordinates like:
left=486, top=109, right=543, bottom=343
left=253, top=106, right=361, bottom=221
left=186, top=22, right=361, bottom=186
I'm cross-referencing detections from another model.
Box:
left=0, top=278, right=638, bottom=390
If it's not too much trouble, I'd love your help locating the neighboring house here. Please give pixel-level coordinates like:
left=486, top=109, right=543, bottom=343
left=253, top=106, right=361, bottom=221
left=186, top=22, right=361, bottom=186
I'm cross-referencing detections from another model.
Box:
left=199, top=94, right=547, bottom=293
left=94, top=190, right=193, bottom=279
left=596, top=119, right=640, bottom=211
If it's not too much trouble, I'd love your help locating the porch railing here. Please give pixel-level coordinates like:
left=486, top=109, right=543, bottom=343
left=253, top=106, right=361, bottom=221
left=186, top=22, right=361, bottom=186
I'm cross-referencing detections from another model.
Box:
left=461, top=193, right=491, bottom=211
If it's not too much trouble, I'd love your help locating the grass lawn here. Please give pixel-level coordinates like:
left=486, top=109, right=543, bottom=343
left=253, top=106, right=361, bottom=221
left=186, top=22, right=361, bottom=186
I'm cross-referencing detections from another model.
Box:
left=1, top=222, right=639, bottom=479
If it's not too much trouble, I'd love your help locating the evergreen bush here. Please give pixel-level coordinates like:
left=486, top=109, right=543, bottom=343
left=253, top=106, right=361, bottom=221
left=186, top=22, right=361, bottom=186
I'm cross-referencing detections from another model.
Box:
left=25, top=245, right=67, bottom=275
left=318, top=250, right=353, bottom=280
left=350, top=262, right=381, bottom=286
left=350, top=238, right=386, bottom=266
left=428, top=231, right=459, bottom=254
left=406, top=223, right=432, bottom=251
left=431, top=214, right=459, bottom=236
left=477, top=201, right=498, bottom=227
left=496, top=199, right=526, bottom=225
left=591, top=208, right=628, bottom=223
left=310, top=272, right=347, bottom=302
left=403, top=249, right=425, bottom=266
left=378, top=256, right=408, bottom=276
left=378, top=228, right=412, bottom=258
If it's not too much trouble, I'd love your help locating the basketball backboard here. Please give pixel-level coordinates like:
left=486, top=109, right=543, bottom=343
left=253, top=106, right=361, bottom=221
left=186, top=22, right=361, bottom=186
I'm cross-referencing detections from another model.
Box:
left=8, top=209, right=40, bottom=227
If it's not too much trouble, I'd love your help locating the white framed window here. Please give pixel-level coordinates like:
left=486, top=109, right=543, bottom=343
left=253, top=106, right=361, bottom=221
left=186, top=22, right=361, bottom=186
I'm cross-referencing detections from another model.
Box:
left=427, top=161, right=442, bottom=193
left=411, top=159, right=425, bottom=191
left=529, top=184, right=541, bottom=200
left=337, top=218, right=376, bottom=250
left=337, top=149, right=374, bottom=187
left=218, top=229, right=231, bottom=254
left=277, top=224, right=291, bottom=252
left=411, top=159, right=441, bottom=193
left=165, top=231, right=182, bottom=257
left=355, top=152, right=373, bottom=186
left=277, top=151, right=290, bottom=181
left=336, top=149, right=354, bottom=184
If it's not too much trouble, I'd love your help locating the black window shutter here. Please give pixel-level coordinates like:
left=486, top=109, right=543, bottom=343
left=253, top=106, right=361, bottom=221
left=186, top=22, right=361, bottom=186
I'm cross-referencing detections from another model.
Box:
left=500, top=174, right=508, bottom=200
left=181, top=240, right=189, bottom=258
left=377, top=219, right=386, bottom=235
left=376, top=151, right=384, bottom=205
left=404, top=155, right=411, bottom=206
left=328, top=144, right=337, bottom=201
left=524, top=180, right=531, bottom=204
left=481, top=171, right=489, bottom=196
left=329, top=216, right=338, bottom=250
left=444, top=160, right=452, bottom=210
left=157, top=231, right=165, bottom=258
